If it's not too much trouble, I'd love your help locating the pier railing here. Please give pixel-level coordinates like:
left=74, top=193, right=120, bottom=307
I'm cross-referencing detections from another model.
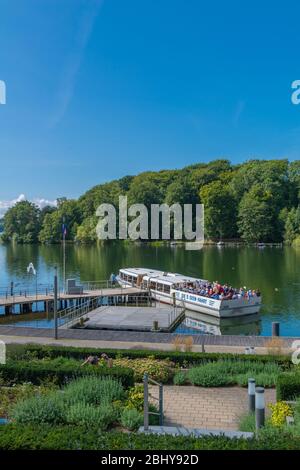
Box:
left=80, top=280, right=135, bottom=291
left=0, top=283, right=54, bottom=301
left=143, top=373, right=164, bottom=430
left=168, top=305, right=185, bottom=326
left=0, top=280, right=144, bottom=302
left=58, top=297, right=100, bottom=328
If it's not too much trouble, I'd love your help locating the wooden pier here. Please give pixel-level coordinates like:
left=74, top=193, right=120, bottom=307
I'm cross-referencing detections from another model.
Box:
left=0, top=286, right=146, bottom=315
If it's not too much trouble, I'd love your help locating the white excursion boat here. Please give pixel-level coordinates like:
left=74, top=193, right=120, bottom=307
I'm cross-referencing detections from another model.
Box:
left=117, top=267, right=262, bottom=318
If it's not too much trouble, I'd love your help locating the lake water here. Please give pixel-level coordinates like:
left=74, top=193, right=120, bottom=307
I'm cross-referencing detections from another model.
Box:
left=0, top=243, right=300, bottom=337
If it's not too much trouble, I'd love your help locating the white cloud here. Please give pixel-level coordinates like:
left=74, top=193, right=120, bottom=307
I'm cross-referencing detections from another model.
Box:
left=0, top=195, right=57, bottom=218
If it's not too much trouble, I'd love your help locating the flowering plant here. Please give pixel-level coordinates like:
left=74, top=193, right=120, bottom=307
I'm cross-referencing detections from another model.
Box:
left=269, top=401, right=293, bottom=427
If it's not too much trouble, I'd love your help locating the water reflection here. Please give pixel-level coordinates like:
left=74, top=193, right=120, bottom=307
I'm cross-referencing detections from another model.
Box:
left=176, top=311, right=261, bottom=336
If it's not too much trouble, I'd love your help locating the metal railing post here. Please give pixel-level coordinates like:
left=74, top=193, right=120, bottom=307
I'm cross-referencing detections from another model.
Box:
left=159, top=383, right=164, bottom=426
left=143, top=373, right=149, bottom=431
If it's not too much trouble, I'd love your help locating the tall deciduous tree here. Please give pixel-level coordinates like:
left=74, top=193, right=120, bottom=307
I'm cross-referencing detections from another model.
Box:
left=200, top=180, right=237, bottom=240
left=3, top=201, right=40, bottom=243
left=237, top=184, right=278, bottom=242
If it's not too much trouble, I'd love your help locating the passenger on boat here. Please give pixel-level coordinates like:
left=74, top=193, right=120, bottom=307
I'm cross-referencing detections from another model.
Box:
left=177, top=280, right=259, bottom=301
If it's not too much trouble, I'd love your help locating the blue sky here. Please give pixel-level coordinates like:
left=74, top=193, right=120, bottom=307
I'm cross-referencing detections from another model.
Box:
left=1, top=0, right=300, bottom=206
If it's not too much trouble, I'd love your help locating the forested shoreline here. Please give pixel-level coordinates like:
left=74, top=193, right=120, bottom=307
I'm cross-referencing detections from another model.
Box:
left=1, top=159, right=300, bottom=245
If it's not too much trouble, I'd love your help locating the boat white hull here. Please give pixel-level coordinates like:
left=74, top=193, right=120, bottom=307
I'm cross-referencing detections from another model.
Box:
left=117, top=279, right=261, bottom=318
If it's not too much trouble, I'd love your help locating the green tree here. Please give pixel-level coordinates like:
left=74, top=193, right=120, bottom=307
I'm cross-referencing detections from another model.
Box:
left=200, top=180, right=237, bottom=240
left=3, top=201, right=40, bottom=243
left=39, top=200, right=81, bottom=243
left=283, top=206, right=300, bottom=244
left=76, top=216, right=98, bottom=243
left=237, top=184, right=279, bottom=242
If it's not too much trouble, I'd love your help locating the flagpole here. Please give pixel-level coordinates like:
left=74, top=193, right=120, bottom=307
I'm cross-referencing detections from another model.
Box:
left=63, top=231, right=66, bottom=294
left=63, top=217, right=66, bottom=294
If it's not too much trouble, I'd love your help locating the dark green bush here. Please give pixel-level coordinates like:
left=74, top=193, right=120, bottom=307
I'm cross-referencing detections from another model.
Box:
left=276, top=372, right=300, bottom=400
left=9, top=344, right=291, bottom=368
left=0, top=424, right=300, bottom=450
left=0, top=360, right=134, bottom=389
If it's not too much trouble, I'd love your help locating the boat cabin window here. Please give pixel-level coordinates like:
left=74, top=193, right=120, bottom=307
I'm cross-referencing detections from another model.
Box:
left=121, top=272, right=137, bottom=285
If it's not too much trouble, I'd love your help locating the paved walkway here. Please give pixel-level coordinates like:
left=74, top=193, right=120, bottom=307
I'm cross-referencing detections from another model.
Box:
left=0, top=325, right=297, bottom=347
left=150, top=385, right=276, bottom=430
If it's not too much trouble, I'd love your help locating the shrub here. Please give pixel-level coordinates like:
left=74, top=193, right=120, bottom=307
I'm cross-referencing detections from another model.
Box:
left=11, top=395, right=64, bottom=425
left=12, top=344, right=291, bottom=368
left=120, top=408, right=143, bottom=431
left=1, top=424, right=300, bottom=449
left=113, top=357, right=174, bottom=383
left=188, top=364, right=231, bottom=387
left=265, top=337, right=285, bottom=356
left=65, top=403, right=117, bottom=430
left=0, top=383, right=57, bottom=418
left=182, top=336, right=194, bottom=352
left=235, top=372, right=278, bottom=388
left=276, top=372, right=300, bottom=400
left=62, top=376, right=124, bottom=407
left=124, top=385, right=159, bottom=425
left=173, top=371, right=188, bottom=385
left=171, top=336, right=182, bottom=352
left=0, top=360, right=134, bottom=389
left=125, top=385, right=144, bottom=412
left=269, top=401, right=293, bottom=427
left=186, top=360, right=280, bottom=387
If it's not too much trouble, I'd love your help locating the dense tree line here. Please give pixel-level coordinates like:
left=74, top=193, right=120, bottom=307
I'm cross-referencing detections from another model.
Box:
left=2, top=159, right=300, bottom=244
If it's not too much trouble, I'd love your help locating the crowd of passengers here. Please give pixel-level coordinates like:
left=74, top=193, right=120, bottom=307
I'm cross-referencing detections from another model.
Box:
left=178, top=281, right=261, bottom=300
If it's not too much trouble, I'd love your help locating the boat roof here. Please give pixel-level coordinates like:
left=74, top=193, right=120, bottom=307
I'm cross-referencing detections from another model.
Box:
left=119, top=267, right=207, bottom=285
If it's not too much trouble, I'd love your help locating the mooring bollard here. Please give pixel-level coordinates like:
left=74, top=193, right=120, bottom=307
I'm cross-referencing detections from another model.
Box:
left=248, top=378, right=256, bottom=413
left=255, top=387, right=265, bottom=430
left=143, top=373, right=149, bottom=431
left=272, top=322, right=280, bottom=337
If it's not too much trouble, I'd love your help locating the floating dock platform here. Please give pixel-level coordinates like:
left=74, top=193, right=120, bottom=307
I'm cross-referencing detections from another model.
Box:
left=80, top=305, right=185, bottom=332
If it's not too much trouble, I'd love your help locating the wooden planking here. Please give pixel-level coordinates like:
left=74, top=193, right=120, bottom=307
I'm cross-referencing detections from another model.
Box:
left=0, top=287, right=145, bottom=307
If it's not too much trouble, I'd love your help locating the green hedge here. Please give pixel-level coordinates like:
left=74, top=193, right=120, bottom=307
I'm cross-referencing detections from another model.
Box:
left=0, top=360, right=134, bottom=389
left=277, top=372, right=300, bottom=400
left=0, top=424, right=300, bottom=449
left=8, top=343, right=292, bottom=368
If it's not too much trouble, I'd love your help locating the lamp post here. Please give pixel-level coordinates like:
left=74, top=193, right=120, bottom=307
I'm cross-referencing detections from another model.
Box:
left=62, top=217, right=66, bottom=294
left=248, top=378, right=255, bottom=413
left=54, top=266, right=58, bottom=340
left=255, top=387, right=265, bottom=430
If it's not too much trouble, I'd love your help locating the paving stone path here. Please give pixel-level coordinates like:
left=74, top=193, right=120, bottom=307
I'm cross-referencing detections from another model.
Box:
left=150, top=385, right=276, bottom=430
left=0, top=325, right=297, bottom=347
